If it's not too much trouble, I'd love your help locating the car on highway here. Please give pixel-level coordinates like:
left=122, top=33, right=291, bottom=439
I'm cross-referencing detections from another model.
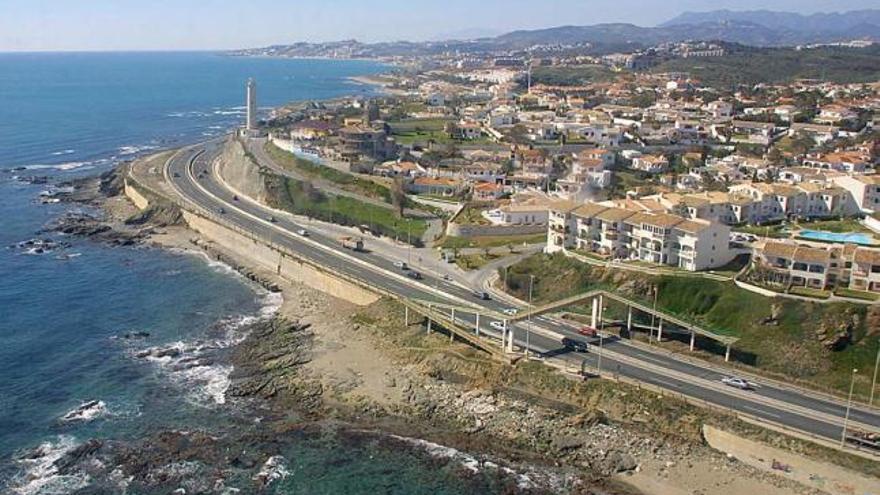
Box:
left=489, top=321, right=505, bottom=331
left=233, top=195, right=239, bottom=201
left=218, top=207, right=226, bottom=214
left=562, top=337, right=589, bottom=353
left=268, top=215, right=277, bottom=223
left=502, top=308, right=519, bottom=316
left=578, top=326, right=598, bottom=337
left=296, top=229, right=308, bottom=237
left=473, top=291, right=490, bottom=300
left=407, top=271, right=422, bottom=280
left=721, top=377, right=753, bottom=390
left=393, top=261, right=409, bottom=270
left=173, top=172, right=181, bottom=178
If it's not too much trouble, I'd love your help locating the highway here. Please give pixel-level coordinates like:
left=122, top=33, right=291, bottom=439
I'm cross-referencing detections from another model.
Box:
left=162, top=139, right=880, bottom=449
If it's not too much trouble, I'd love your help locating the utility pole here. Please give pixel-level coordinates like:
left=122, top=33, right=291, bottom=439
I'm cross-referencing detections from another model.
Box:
left=597, top=334, right=604, bottom=376
left=841, top=368, right=858, bottom=448
left=526, top=275, right=534, bottom=358
left=871, top=346, right=880, bottom=406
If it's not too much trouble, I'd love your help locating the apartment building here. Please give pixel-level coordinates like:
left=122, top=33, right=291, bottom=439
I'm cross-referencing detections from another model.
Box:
left=757, top=241, right=880, bottom=292
left=831, top=175, right=880, bottom=212
left=547, top=202, right=733, bottom=271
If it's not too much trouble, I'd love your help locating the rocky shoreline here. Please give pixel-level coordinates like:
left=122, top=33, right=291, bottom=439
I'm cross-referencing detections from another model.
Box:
left=10, top=164, right=830, bottom=495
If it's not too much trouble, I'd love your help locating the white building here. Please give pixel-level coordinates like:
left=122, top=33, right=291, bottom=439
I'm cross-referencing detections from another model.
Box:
left=546, top=202, right=733, bottom=271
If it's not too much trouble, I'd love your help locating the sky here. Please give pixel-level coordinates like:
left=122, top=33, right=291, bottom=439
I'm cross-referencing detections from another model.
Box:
left=0, top=0, right=878, bottom=51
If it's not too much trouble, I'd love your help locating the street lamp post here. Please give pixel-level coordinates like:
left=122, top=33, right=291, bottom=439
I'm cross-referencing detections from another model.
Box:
left=841, top=368, right=858, bottom=448
left=526, top=275, right=534, bottom=358
left=597, top=334, right=604, bottom=375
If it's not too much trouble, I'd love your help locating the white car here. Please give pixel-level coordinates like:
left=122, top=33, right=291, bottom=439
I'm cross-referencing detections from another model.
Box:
left=721, top=377, right=753, bottom=390
left=393, top=261, right=409, bottom=270
left=296, top=229, right=308, bottom=237
left=502, top=308, right=519, bottom=316
left=489, top=321, right=505, bottom=331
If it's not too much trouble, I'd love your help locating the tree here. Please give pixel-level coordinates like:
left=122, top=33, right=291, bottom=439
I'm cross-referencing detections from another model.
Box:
left=390, top=177, right=407, bottom=218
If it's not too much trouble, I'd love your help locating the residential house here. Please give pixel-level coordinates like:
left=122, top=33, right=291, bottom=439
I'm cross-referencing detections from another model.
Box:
left=407, top=177, right=462, bottom=196
left=632, top=154, right=669, bottom=174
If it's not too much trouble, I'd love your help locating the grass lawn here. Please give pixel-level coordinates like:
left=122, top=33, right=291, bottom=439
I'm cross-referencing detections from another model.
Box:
left=439, top=233, right=546, bottom=250
left=270, top=175, right=427, bottom=246
left=454, top=204, right=491, bottom=226
left=834, top=288, right=880, bottom=301
left=265, top=142, right=393, bottom=204
left=455, top=252, right=502, bottom=271
left=788, top=286, right=831, bottom=299
left=794, top=218, right=874, bottom=235
left=502, top=253, right=880, bottom=398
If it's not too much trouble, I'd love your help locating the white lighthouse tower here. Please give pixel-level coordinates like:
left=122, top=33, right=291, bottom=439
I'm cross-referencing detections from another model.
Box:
left=246, top=78, right=257, bottom=131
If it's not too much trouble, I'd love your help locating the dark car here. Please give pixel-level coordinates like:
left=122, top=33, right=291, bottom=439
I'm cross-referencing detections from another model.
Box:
left=407, top=271, right=423, bottom=280
left=268, top=215, right=277, bottom=223
left=473, top=291, right=490, bottom=300
left=562, top=338, right=589, bottom=353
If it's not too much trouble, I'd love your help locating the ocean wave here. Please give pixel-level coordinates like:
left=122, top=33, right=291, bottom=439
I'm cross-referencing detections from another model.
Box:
left=50, top=149, right=75, bottom=156
left=131, top=290, right=280, bottom=406
left=389, top=435, right=536, bottom=489
left=59, top=400, right=109, bottom=423
left=9, top=436, right=90, bottom=495
left=252, top=456, right=289, bottom=488
left=23, top=162, right=91, bottom=172
left=118, top=145, right=158, bottom=156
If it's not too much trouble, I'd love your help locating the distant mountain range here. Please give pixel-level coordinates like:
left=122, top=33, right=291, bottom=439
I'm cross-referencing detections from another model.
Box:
left=231, top=9, right=880, bottom=58
left=493, top=10, right=880, bottom=49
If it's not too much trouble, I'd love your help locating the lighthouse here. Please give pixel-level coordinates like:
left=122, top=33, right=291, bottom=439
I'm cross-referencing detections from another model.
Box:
left=246, top=78, right=257, bottom=131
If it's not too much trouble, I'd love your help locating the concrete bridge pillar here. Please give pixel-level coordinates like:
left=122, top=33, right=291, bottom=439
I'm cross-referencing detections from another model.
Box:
left=725, top=344, right=731, bottom=362
left=475, top=313, right=480, bottom=337
left=505, top=321, right=514, bottom=353
left=591, top=297, right=599, bottom=328
left=598, top=295, right=604, bottom=328
left=626, top=307, right=633, bottom=332
left=657, top=319, right=663, bottom=342
left=427, top=304, right=433, bottom=334
left=689, top=331, right=695, bottom=351
left=404, top=306, right=409, bottom=326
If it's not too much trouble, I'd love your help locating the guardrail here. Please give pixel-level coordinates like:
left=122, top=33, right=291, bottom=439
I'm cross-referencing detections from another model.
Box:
left=545, top=359, right=880, bottom=460
left=129, top=157, right=507, bottom=359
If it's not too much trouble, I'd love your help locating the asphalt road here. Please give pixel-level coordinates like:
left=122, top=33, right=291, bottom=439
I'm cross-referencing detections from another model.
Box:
left=164, top=140, right=880, bottom=448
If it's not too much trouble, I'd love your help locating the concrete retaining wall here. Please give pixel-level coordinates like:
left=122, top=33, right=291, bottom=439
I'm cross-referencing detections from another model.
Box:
left=124, top=179, right=151, bottom=210
left=703, top=425, right=877, bottom=495
left=182, top=211, right=380, bottom=306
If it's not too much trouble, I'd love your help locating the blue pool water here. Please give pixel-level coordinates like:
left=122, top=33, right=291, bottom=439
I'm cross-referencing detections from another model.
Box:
left=797, top=229, right=876, bottom=246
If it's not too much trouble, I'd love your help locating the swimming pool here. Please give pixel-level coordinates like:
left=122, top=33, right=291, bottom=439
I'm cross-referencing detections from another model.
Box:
left=797, top=229, right=877, bottom=246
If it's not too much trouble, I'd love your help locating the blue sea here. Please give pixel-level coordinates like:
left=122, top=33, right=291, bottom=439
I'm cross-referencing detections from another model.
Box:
left=0, top=53, right=529, bottom=494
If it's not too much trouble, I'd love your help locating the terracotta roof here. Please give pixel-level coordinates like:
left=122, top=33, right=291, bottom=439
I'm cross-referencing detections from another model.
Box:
left=854, top=248, right=880, bottom=265
left=675, top=219, right=712, bottom=234
left=596, top=207, right=637, bottom=223
left=763, top=241, right=798, bottom=259
left=793, top=246, right=831, bottom=264
left=572, top=203, right=608, bottom=219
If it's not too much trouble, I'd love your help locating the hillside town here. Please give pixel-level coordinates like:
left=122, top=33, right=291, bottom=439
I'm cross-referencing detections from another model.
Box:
left=261, top=52, right=880, bottom=299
